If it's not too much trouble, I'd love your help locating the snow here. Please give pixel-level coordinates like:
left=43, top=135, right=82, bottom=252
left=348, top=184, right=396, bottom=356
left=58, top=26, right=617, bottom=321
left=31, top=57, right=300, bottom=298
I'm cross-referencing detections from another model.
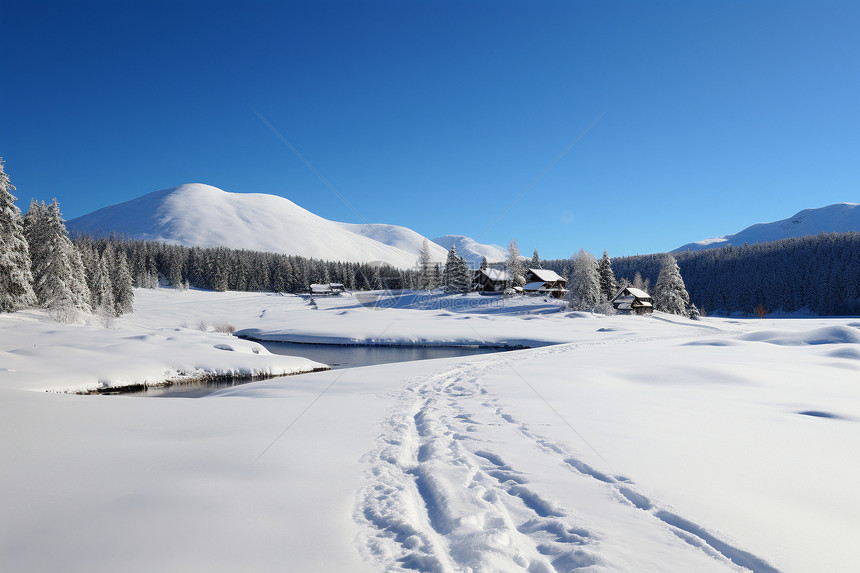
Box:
left=527, top=268, right=565, bottom=282
left=432, top=234, right=508, bottom=268
left=66, top=183, right=448, bottom=268
left=478, top=268, right=509, bottom=281
left=674, top=202, right=860, bottom=252
left=3, top=287, right=860, bottom=571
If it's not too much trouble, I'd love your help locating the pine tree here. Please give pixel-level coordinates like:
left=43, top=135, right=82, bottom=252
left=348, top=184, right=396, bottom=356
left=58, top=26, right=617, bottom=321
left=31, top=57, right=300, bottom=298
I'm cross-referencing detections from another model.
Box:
left=567, top=249, right=600, bottom=310
left=91, top=252, right=115, bottom=317
left=443, top=246, right=470, bottom=293
left=111, top=247, right=134, bottom=315
left=24, top=199, right=91, bottom=316
left=654, top=254, right=691, bottom=317
left=633, top=271, right=650, bottom=294
left=530, top=249, right=541, bottom=269
left=597, top=250, right=618, bottom=301
left=443, top=246, right=459, bottom=292
left=507, top=239, right=525, bottom=288
left=0, top=158, right=37, bottom=312
left=479, top=257, right=488, bottom=271
left=417, top=239, right=438, bottom=290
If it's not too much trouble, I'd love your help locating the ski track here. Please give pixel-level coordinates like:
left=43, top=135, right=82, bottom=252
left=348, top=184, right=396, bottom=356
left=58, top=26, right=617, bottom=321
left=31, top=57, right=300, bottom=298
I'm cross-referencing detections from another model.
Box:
left=354, top=335, right=780, bottom=573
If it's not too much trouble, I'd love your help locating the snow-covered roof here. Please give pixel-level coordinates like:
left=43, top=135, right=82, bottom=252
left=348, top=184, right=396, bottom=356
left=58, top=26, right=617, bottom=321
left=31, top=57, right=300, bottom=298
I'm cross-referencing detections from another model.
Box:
left=626, top=287, right=650, bottom=298
left=310, top=284, right=333, bottom=293
left=528, top=268, right=564, bottom=282
left=634, top=300, right=653, bottom=308
left=479, top=269, right=509, bottom=281
left=523, top=282, right=547, bottom=291
left=612, top=287, right=651, bottom=302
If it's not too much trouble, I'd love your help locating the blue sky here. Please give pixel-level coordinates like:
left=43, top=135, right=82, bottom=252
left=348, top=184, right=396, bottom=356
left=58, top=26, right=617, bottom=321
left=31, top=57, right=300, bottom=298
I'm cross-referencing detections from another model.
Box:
left=2, top=0, right=858, bottom=259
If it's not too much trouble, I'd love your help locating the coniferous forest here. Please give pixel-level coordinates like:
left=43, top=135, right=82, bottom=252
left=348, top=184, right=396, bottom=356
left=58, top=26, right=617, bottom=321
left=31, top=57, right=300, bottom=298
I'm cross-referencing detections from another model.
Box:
left=73, top=235, right=422, bottom=294
left=545, top=232, right=860, bottom=316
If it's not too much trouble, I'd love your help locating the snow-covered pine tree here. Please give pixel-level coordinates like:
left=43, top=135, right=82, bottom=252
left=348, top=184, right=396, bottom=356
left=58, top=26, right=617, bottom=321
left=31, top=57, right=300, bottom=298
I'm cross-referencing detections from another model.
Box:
left=23, top=199, right=91, bottom=317
left=417, top=239, right=437, bottom=290
left=654, top=254, right=691, bottom=317
left=633, top=271, right=650, bottom=294
left=597, top=250, right=618, bottom=301
left=567, top=249, right=601, bottom=310
left=0, top=158, right=37, bottom=312
left=443, top=245, right=459, bottom=292
left=444, top=246, right=470, bottom=293
left=479, top=257, right=488, bottom=271
left=91, top=251, right=115, bottom=319
left=507, top=239, right=525, bottom=288
left=111, top=247, right=134, bottom=315
left=455, top=255, right=471, bottom=293
left=530, top=249, right=541, bottom=269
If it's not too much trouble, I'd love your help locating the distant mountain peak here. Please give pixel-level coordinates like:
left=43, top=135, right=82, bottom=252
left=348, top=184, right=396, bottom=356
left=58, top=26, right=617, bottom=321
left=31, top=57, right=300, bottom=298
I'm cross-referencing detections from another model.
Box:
left=674, top=202, right=860, bottom=252
left=67, top=184, right=509, bottom=270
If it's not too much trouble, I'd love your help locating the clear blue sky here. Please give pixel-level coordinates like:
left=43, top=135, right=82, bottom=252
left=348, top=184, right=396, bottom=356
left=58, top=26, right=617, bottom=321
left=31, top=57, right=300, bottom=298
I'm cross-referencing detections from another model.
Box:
left=2, top=0, right=858, bottom=259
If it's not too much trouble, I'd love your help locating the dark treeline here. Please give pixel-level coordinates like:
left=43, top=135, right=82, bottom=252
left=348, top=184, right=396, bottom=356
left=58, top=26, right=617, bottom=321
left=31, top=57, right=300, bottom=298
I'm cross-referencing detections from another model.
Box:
left=72, top=235, right=420, bottom=293
left=544, top=232, right=860, bottom=315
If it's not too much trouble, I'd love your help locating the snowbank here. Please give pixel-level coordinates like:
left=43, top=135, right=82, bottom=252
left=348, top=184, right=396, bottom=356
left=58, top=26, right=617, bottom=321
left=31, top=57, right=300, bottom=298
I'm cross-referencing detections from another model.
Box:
left=2, top=288, right=860, bottom=571
left=0, top=307, right=327, bottom=393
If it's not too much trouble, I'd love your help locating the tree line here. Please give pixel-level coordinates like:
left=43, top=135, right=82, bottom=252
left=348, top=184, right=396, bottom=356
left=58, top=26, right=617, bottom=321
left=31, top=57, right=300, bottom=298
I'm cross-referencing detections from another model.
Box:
left=543, top=233, right=860, bottom=316
left=0, top=159, right=133, bottom=320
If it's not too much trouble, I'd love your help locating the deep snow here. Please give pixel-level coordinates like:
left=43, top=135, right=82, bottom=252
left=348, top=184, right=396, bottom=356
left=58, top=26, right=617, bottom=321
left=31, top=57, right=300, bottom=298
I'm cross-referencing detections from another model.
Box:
left=2, top=288, right=860, bottom=572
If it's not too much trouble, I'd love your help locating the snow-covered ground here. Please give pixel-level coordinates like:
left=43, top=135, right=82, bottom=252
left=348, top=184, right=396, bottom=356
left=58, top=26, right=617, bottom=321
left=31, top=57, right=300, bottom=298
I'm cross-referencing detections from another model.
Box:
left=2, top=288, right=859, bottom=572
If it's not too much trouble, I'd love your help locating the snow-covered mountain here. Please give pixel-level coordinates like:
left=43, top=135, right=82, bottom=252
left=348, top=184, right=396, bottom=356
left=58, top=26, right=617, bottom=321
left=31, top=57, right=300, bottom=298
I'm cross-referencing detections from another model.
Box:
left=67, top=183, right=450, bottom=268
left=674, top=202, right=860, bottom=252
left=432, top=235, right=508, bottom=268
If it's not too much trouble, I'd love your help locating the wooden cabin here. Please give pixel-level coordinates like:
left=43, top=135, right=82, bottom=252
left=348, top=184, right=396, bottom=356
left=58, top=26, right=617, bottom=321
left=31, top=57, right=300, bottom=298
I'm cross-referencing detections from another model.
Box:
left=610, top=286, right=653, bottom=315
left=310, top=283, right=346, bottom=296
left=473, top=268, right=510, bottom=293
left=523, top=268, right=568, bottom=298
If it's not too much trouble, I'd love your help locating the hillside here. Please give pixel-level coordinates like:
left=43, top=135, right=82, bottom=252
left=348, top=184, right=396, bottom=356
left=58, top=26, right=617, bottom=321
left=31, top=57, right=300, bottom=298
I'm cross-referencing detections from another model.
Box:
left=67, top=184, right=448, bottom=268
left=674, top=202, right=860, bottom=252
left=432, top=234, right=508, bottom=267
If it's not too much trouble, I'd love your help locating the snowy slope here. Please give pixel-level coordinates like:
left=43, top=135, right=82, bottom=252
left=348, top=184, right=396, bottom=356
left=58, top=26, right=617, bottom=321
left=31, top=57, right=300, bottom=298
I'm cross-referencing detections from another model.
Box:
left=67, top=183, right=447, bottom=268
left=432, top=234, right=508, bottom=268
left=340, top=222, right=448, bottom=262
left=674, top=202, right=860, bottom=252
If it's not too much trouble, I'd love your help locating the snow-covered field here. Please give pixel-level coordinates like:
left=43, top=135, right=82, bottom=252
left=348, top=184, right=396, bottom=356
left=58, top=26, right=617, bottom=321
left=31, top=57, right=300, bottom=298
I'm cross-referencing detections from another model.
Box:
left=2, top=288, right=859, bottom=572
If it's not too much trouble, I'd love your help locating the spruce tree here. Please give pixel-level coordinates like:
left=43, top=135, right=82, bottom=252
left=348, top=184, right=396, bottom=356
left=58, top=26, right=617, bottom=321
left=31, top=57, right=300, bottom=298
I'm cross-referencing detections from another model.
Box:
left=530, top=249, right=541, bottom=269
left=417, top=239, right=437, bottom=290
left=444, top=246, right=470, bottom=293
left=506, top=239, right=525, bottom=288
left=443, top=245, right=460, bottom=292
left=654, top=254, right=691, bottom=317
left=479, top=257, right=488, bottom=271
left=91, top=252, right=115, bottom=317
left=0, top=158, right=37, bottom=312
left=111, top=247, right=134, bottom=315
left=567, top=249, right=600, bottom=310
left=24, top=199, right=91, bottom=316
left=597, top=250, right=618, bottom=301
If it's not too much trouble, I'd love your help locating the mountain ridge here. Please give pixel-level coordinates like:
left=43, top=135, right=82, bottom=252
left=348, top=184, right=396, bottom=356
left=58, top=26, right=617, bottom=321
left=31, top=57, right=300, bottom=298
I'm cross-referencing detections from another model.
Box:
left=67, top=183, right=505, bottom=268
left=673, top=202, right=860, bottom=252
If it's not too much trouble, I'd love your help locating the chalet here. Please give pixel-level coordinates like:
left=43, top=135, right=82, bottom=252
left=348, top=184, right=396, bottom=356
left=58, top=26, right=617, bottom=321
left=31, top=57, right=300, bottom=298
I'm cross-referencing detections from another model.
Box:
left=473, top=268, right=509, bottom=293
left=310, top=283, right=346, bottom=296
left=523, top=268, right=568, bottom=298
left=610, top=286, right=653, bottom=315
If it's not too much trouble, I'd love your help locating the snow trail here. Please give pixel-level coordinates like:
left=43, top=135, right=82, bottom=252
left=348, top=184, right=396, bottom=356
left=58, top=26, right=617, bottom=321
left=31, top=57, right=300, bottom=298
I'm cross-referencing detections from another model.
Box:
left=355, top=340, right=780, bottom=572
